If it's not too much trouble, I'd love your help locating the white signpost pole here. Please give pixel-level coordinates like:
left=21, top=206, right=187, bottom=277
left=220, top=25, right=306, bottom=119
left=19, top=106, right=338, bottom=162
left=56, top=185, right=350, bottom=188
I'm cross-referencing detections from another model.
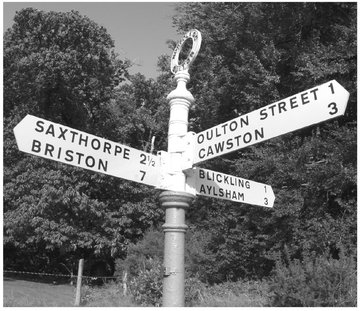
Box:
left=159, top=29, right=201, bottom=307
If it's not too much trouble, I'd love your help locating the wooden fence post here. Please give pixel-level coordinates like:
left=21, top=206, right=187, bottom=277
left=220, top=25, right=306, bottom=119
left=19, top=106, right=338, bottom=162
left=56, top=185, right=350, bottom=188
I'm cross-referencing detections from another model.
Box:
left=74, top=259, right=84, bottom=306
left=122, top=271, right=128, bottom=295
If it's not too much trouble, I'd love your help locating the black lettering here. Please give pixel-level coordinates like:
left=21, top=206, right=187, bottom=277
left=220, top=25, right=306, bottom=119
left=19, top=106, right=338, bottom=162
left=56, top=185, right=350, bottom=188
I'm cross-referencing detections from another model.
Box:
left=260, top=108, right=268, bottom=120
left=221, top=123, right=228, bottom=135
left=57, top=147, right=62, bottom=159
left=243, top=132, right=252, bottom=144
left=255, top=127, right=264, bottom=140
left=240, top=115, right=249, bottom=127
left=98, top=159, right=108, bottom=172
left=139, top=170, right=146, bottom=181
left=226, top=190, right=231, bottom=199
left=328, top=102, right=338, bottom=115
left=226, top=138, right=234, bottom=150
left=45, top=143, right=54, bottom=156
left=199, top=148, right=206, bottom=159
left=213, top=186, right=218, bottom=196
left=215, top=127, right=221, bottom=138
left=65, top=150, right=73, bottom=162
left=301, top=92, right=310, bottom=105
left=328, top=82, right=335, bottom=94
left=103, top=142, right=111, bottom=154
left=206, top=146, right=214, bottom=157
left=114, top=145, right=122, bottom=156
left=91, top=138, right=101, bottom=150
left=278, top=101, right=287, bottom=114
left=197, top=134, right=204, bottom=144
left=124, top=148, right=130, bottom=159
left=58, top=127, right=67, bottom=140
left=290, top=96, right=298, bottom=109
left=234, top=135, right=241, bottom=147
left=79, top=133, right=88, bottom=147
left=31, top=140, right=41, bottom=153
left=199, top=184, right=206, bottom=194
left=70, top=131, right=78, bottom=143
left=238, top=179, right=245, bottom=188
left=199, top=169, right=205, bottom=179
left=85, top=156, right=95, bottom=168
left=215, top=141, right=224, bottom=154
left=35, top=121, right=44, bottom=133
left=216, top=173, right=222, bottom=183
left=310, top=88, right=319, bottom=100
left=140, top=154, right=146, bottom=164
left=45, top=124, right=55, bottom=137
left=75, top=152, right=84, bottom=165
left=268, top=105, right=276, bottom=116
left=229, top=120, right=237, bottom=132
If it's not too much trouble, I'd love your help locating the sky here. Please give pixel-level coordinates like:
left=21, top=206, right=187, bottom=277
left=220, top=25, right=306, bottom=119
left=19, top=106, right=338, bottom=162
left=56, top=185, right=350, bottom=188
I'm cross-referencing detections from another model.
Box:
left=2, top=1, right=180, bottom=78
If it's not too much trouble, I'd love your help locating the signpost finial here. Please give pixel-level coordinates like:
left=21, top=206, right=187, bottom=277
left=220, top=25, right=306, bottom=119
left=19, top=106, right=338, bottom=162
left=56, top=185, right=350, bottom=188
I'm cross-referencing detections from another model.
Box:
left=170, top=29, right=201, bottom=75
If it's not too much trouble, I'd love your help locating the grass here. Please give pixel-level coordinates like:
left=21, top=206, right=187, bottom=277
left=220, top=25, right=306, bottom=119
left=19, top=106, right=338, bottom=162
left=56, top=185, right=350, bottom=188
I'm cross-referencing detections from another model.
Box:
left=3, top=278, right=74, bottom=307
left=82, top=279, right=270, bottom=307
left=3, top=277, right=270, bottom=307
left=193, top=279, right=271, bottom=307
left=81, top=282, right=138, bottom=307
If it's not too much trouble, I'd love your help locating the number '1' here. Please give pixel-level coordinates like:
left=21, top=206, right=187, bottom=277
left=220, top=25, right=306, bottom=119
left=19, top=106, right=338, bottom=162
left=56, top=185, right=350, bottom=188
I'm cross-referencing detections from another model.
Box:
left=328, top=82, right=335, bottom=94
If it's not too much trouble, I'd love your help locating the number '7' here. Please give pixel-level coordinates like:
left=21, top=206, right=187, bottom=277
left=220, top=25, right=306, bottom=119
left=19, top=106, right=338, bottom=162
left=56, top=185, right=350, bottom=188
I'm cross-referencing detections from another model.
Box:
left=140, top=170, right=146, bottom=181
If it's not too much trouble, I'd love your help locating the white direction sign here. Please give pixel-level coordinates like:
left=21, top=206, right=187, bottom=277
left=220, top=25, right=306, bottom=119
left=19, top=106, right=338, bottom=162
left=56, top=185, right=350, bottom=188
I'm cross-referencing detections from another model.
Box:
left=186, top=167, right=275, bottom=208
left=14, top=115, right=160, bottom=187
left=193, top=80, right=349, bottom=164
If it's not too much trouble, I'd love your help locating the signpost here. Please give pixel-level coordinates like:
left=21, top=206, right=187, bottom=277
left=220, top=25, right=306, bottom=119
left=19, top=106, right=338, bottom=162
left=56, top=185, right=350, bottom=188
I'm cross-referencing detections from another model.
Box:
left=14, top=115, right=160, bottom=187
left=12, top=29, right=350, bottom=307
left=193, top=80, right=349, bottom=164
left=186, top=167, right=275, bottom=208
left=158, top=29, right=201, bottom=307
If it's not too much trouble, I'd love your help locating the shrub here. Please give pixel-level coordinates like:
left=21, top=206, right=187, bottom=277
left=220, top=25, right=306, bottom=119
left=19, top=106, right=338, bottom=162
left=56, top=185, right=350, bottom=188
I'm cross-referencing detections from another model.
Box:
left=128, top=258, right=163, bottom=306
left=268, top=251, right=357, bottom=307
left=185, top=276, right=206, bottom=306
left=190, top=279, right=270, bottom=307
left=127, top=258, right=209, bottom=307
left=115, top=229, right=164, bottom=279
left=81, top=282, right=137, bottom=307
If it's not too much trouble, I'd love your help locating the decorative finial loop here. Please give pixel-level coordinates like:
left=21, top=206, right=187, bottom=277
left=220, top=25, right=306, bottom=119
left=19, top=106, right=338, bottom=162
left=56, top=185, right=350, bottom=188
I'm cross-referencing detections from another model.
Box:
left=170, top=29, right=201, bottom=75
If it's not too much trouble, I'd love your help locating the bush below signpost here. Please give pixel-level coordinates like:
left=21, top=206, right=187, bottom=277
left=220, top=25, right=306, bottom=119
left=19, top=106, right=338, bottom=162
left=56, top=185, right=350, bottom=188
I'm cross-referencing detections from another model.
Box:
left=268, top=251, right=357, bottom=307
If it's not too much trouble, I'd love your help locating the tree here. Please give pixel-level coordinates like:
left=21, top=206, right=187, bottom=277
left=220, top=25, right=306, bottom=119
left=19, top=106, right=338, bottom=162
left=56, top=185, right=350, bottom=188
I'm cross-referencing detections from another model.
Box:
left=110, top=73, right=171, bottom=153
left=3, top=8, right=162, bottom=274
left=169, top=2, right=357, bottom=283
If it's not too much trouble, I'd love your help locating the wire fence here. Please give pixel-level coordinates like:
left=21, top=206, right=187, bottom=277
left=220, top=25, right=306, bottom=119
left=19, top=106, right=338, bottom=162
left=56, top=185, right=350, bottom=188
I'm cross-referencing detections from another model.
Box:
left=4, top=269, right=122, bottom=284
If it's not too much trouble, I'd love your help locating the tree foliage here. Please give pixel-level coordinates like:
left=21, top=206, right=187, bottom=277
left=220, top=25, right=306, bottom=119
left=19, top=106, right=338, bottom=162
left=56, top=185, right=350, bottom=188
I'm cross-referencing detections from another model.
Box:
left=110, top=73, right=171, bottom=153
left=170, top=2, right=357, bottom=283
left=3, top=8, right=162, bottom=273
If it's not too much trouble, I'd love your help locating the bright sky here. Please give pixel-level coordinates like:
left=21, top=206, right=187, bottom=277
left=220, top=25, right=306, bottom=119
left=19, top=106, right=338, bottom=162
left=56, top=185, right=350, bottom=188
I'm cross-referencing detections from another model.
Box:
left=2, top=1, right=179, bottom=78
